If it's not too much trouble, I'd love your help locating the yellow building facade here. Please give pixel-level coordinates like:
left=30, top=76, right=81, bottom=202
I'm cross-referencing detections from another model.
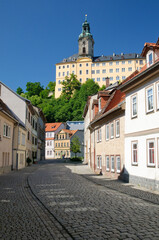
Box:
left=55, top=16, right=146, bottom=98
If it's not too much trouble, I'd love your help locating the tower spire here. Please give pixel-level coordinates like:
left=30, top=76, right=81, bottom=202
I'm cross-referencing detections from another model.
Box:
left=78, top=15, right=94, bottom=58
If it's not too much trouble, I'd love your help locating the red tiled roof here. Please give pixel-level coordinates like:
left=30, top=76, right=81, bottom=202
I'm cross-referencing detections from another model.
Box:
left=45, top=122, right=63, bottom=132
left=104, top=90, right=125, bottom=113
left=141, top=42, right=159, bottom=57
left=62, top=129, right=78, bottom=135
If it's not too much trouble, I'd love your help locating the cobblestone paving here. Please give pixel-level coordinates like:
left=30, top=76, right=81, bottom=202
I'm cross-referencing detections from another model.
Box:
left=28, top=161, right=159, bottom=240
left=1, top=160, right=159, bottom=240
left=0, top=164, right=72, bottom=240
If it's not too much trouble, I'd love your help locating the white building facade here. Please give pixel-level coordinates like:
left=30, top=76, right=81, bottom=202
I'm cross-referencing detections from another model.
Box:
left=119, top=39, right=159, bottom=190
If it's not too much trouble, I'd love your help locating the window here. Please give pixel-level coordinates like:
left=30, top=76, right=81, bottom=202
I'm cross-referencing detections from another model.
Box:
left=22, top=133, right=25, bottom=146
left=111, top=156, right=115, bottom=172
left=109, top=62, right=113, bottom=66
left=80, top=78, right=82, bottom=82
left=128, top=60, right=132, bottom=64
left=97, top=128, right=102, bottom=142
left=146, top=86, right=154, bottom=112
left=116, top=156, right=120, bottom=173
left=92, top=63, right=95, bottom=67
left=110, top=122, right=114, bottom=139
left=79, top=64, right=82, bottom=67
left=63, top=72, right=65, bottom=76
left=116, top=61, right=119, bottom=65
left=97, top=156, right=100, bottom=168
left=3, top=124, right=11, bottom=138
left=109, top=69, right=113, bottom=73
left=86, top=63, right=88, bottom=66
left=116, top=68, right=119, bottom=73
left=67, top=71, right=69, bottom=76
left=58, top=88, right=61, bottom=91
left=122, top=61, right=125, bottom=64
left=96, top=63, right=100, bottom=66
left=116, top=76, right=119, bottom=81
left=79, top=70, right=82, bottom=75
left=18, top=131, right=21, bottom=144
left=110, top=77, right=113, bottom=81
left=102, top=69, right=106, bottom=73
left=72, top=71, right=75, bottom=74
left=86, top=70, right=89, bottom=74
left=148, top=53, right=153, bottom=66
left=58, top=73, right=61, bottom=77
left=97, top=78, right=100, bottom=82
left=102, top=77, right=106, bottom=81
left=92, top=70, right=95, bottom=74
left=132, top=141, right=138, bottom=165
left=122, top=68, right=125, bottom=72
left=67, top=65, right=69, bottom=68
left=157, top=83, right=159, bottom=109
left=96, top=70, right=100, bottom=74
left=147, top=139, right=155, bottom=166
left=97, top=156, right=102, bottom=169
left=106, top=124, right=109, bottom=140
left=139, top=60, right=143, bottom=65
left=132, top=95, right=137, bottom=118
left=59, top=66, right=61, bottom=69
left=102, top=63, right=106, bottom=66
left=63, top=66, right=65, bottom=69
left=106, top=156, right=109, bottom=171
left=115, top=120, right=120, bottom=137
left=122, top=76, right=126, bottom=80
left=128, top=67, right=132, bottom=71
left=72, top=64, right=75, bottom=68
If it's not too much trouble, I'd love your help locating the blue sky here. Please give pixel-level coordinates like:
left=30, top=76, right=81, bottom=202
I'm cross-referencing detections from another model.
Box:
left=0, top=0, right=159, bottom=92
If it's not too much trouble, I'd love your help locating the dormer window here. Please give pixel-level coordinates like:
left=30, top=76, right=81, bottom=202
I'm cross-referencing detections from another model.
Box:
left=149, top=53, right=153, bottom=65
left=147, top=51, right=153, bottom=67
left=99, top=98, right=101, bottom=112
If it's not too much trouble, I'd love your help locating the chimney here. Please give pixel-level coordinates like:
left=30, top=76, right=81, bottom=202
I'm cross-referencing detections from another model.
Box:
left=106, top=77, right=110, bottom=88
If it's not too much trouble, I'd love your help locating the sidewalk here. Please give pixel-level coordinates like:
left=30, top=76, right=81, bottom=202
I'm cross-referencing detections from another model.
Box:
left=66, top=163, right=159, bottom=205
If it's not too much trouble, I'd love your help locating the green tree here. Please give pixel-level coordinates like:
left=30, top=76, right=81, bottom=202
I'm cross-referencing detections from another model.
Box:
left=47, top=81, right=56, bottom=92
left=16, top=87, right=24, bottom=95
left=26, top=82, right=44, bottom=97
left=61, top=73, right=81, bottom=100
left=99, top=85, right=106, bottom=91
left=70, top=136, right=81, bottom=157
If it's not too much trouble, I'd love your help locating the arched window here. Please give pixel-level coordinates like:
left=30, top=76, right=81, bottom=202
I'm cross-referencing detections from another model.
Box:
left=83, top=47, right=86, bottom=54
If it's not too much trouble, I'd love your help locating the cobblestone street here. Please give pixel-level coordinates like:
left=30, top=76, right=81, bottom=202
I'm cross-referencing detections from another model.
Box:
left=1, top=160, right=159, bottom=240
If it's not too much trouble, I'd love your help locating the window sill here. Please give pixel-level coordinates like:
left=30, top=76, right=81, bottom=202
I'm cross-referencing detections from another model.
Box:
left=147, top=164, right=155, bottom=168
left=132, top=163, right=138, bottom=166
left=131, top=115, right=137, bottom=119
left=146, top=109, right=154, bottom=115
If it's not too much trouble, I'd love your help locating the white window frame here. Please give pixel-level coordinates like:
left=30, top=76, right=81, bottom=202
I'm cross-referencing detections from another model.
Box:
left=115, top=120, right=120, bottom=138
left=105, top=124, right=109, bottom=140
left=3, top=123, right=11, bottom=138
left=111, top=156, right=115, bottom=172
left=132, top=141, right=138, bottom=165
left=99, top=156, right=102, bottom=169
left=110, top=122, right=114, bottom=139
left=147, top=139, right=155, bottom=166
left=146, top=85, right=154, bottom=113
left=97, top=156, right=100, bottom=168
left=131, top=94, right=137, bottom=118
left=106, top=155, right=109, bottom=171
left=116, top=156, right=120, bottom=173
left=156, top=82, right=159, bottom=110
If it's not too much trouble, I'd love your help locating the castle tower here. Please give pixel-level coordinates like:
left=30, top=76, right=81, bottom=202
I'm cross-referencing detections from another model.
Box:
left=78, top=15, right=94, bottom=58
